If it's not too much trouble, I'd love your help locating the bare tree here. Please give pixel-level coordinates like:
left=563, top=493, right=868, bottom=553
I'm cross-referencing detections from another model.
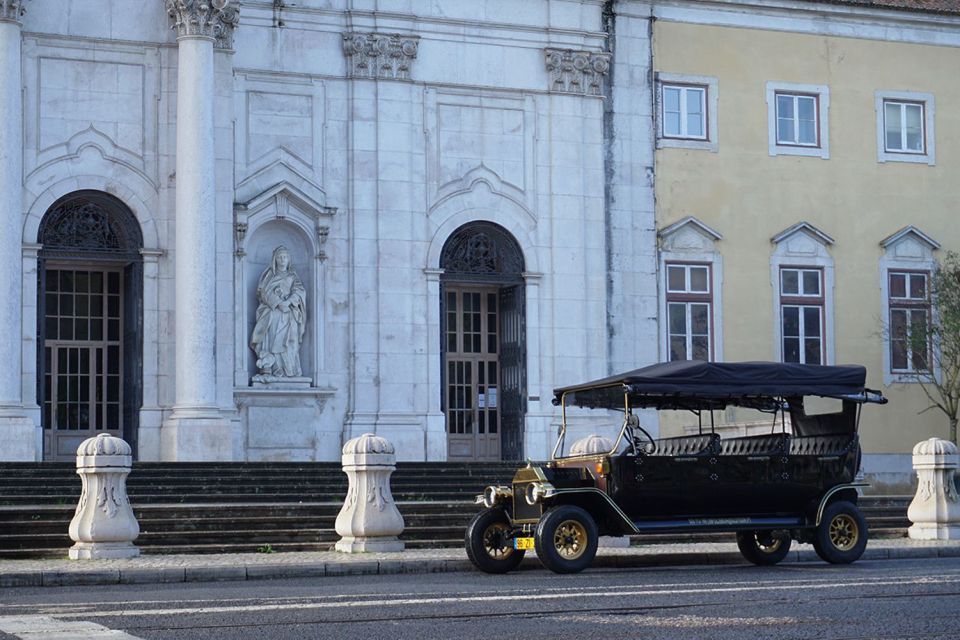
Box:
left=891, top=251, right=960, bottom=445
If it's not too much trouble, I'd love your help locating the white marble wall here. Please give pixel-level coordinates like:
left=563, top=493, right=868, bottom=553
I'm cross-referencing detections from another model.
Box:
left=4, top=0, right=659, bottom=462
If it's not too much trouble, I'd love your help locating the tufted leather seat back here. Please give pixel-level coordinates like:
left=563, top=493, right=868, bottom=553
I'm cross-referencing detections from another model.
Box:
left=718, top=434, right=789, bottom=456
left=651, top=433, right=719, bottom=456
left=789, top=433, right=854, bottom=456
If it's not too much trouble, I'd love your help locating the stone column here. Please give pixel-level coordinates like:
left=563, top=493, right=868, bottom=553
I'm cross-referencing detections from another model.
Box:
left=0, top=1, right=35, bottom=461
left=907, top=437, right=960, bottom=540
left=161, top=0, right=237, bottom=460
left=335, top=433, right=405, bottom=552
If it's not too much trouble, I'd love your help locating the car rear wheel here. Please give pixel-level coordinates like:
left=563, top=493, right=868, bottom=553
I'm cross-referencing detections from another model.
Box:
left=465, top=508, right=525, bottom=574
left=534, top=505, right=598, bottom=574
left=736, top=530, right=792, bottom=566
left=813, top=500, right=868, bottom=565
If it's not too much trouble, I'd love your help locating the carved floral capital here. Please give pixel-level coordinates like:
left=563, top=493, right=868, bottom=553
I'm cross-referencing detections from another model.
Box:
left=166, top=0, right=238, bottom=48
left=342, top=32, right=419, bottom=81
left=544, top=48, right=611, bottom=97
left=0, top=0, right=27, bottom=23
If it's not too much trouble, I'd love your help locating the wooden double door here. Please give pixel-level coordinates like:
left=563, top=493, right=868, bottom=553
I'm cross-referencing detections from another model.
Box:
left=444, top=285, right=525, bottom=461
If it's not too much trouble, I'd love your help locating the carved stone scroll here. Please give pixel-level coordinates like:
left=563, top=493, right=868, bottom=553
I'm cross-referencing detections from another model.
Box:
left=342, top=32, right=419, bottom=80
left=544, top=48, right=611, bottom=96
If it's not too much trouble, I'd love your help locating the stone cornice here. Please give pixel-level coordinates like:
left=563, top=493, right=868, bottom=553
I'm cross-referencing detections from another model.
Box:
left=544, top=48, right=611, bottom=96
left=342, top=32, right=419, bottom=80
left=166, top=0, right=238, bottom=48
left=0, top=0, right=27, bottom=23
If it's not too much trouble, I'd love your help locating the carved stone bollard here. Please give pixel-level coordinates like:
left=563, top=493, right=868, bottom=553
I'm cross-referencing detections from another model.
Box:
left=335, top=433, right=405, bottom=553
left=68, top=434, right=140, bottom=559
left=907, top=437, right=960, bottom=540
left=570, top=434, right=615, bottom=456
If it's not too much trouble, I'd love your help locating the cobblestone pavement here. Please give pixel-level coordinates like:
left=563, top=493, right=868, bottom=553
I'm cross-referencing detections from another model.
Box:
left=2, top=538, right=959, bottom=588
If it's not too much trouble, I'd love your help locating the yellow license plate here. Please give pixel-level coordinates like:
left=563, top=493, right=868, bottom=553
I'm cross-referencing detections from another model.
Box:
left=514, top=537, right=535, bottom=550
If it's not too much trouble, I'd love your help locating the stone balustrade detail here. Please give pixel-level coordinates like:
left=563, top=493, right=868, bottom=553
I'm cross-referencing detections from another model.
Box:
left=68, top=434, right=140, bottom=559
left=335, top=433, right=405, bottom=552
left=908, top=437, right=960, bottom=540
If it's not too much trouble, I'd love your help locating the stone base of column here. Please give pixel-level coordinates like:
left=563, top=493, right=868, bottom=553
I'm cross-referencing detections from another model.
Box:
left=69, top=541, right=140, bottom=560
left=160, top=413, right=238, bottom=461
left=0, top=412, right=38, bottom=461
left=908, top=523, right=960, bottom=540
left=335, top=536, right=404, bottom=553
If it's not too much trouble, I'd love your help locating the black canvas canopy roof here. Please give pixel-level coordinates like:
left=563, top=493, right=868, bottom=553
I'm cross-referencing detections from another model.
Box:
left=553, top=361, right=878, bottom=410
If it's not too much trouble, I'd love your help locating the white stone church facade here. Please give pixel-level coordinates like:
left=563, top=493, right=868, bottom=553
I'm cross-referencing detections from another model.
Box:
left=0, top=0, right=658, bottom=463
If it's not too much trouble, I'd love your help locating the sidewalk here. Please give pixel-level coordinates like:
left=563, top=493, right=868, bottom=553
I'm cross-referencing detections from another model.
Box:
left=3, top=538, right=960, bottom=588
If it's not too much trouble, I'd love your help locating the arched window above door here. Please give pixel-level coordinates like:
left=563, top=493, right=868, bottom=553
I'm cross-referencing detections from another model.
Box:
left=38, top=191, right=143, bottom=260
left=440, top=222, right=524, bottom=284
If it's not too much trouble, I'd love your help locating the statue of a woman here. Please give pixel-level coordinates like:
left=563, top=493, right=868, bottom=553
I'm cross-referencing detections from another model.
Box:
left=251, top=246, right=306, bottom=381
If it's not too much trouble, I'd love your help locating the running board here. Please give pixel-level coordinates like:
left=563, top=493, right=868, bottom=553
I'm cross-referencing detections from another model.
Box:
left=632, top=516, right=806, bottom=533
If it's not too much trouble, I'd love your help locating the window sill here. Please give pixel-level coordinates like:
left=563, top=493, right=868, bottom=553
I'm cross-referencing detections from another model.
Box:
left=658, top=136, right=717, bottom=153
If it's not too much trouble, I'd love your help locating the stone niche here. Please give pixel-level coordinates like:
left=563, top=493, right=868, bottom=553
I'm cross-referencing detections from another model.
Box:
left=233, top=180, right=336, bottom=461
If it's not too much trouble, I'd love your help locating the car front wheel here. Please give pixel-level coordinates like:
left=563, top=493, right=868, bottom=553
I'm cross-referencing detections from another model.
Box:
left=465, top=508, right=525, bottom=574
left=534, top=505, right=598, bottom=574
left=813, top=501, right=868, bottom=565
left=736, top=530, right=792, bottom=566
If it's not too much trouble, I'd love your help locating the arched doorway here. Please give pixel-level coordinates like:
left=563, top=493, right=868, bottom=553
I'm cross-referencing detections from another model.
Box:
left=37, top=191, right=144, bottom=461
left=440, top=222, right=526, bottom=461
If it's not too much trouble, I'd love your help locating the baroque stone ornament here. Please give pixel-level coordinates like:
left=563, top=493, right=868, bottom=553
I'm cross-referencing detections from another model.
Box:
left=335, top=433, right=405, bottom=553
left=166, top=0, right=237, bottom=45
left=342, top=32, right=419, bottom=80
left=250, top=246, right=307, bottom=383
left=68, top=434, right=140, bottom=559
left=907, top=437, right=960, bottom=540
left=544, top=48, right=611, bottom=96
left=0, top=0, right=27, bottom=22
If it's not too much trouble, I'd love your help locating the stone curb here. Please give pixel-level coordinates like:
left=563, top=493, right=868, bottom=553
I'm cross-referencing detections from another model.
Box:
left=2, top=544, right=958, bottom=589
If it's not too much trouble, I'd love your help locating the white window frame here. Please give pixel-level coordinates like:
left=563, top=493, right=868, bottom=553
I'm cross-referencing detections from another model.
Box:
left=656, top=73, right=719, bottom=153
left=778, top=268, right=826, bottom=365
left=887, top=271, right=931, bottom=374
left=658, top=217, right=724, bottom=362
left=766, top=82, right=830, bottom=159
left=875, top=91, right=935, bottom=165
left=770, top=223, right=835, bottom=365
left=880, top=226, right=940, bottom=385
left=666, top=263, right=714, bottom=362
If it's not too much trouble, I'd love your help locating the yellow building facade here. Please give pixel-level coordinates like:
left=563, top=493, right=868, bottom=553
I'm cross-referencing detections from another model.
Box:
left=647, top=1, right=960, bottom=487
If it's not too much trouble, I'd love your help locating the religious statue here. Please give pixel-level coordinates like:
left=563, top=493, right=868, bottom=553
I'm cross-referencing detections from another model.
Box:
left=251, top=246, right=306, bottom=382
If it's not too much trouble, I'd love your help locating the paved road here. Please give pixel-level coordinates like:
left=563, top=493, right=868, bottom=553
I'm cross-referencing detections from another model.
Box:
left=1, top=557, right=959, bottom=639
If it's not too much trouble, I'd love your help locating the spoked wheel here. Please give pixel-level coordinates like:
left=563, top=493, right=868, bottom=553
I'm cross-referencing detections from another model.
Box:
left=465, top=508, right=525, bottom=574
left=813, top=501, right=868, bottom=565
left=534, top=505, right=598, bottom=574
left=736, top=530, right=792, bottom=566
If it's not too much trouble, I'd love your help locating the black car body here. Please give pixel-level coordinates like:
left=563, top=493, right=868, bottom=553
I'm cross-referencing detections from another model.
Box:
left=465, top=360, right=887, bottom=574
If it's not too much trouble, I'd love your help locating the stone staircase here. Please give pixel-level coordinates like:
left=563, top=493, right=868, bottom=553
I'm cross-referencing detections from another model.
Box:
left=0, top=462, right=912, bottom=559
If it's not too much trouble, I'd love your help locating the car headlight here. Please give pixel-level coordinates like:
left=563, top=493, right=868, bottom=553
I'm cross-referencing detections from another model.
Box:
left=482, top=485, right=512, bottom=508
left=525, top=482, right=555, bottom=506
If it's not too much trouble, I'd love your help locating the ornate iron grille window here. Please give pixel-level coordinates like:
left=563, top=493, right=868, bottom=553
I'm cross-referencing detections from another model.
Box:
left=440, top=222, right=524, bottom=283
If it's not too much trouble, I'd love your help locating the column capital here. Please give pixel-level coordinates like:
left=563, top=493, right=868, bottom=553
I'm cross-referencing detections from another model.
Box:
left=166, top=0, right=238, bottom=48
left=342, top=32, right=419, bottom=81
left=544, top=48, right=611, bottom=97
left=0, top=0, right=27, bottom=24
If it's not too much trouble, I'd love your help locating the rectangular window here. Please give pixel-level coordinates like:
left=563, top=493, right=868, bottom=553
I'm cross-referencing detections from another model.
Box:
left=780, top=268, right=823, bottom=365
left=662, top=84, right=707, bottom=140
left=776, top=93, right=819, bottom=147
left=666, top=263, right=712, bottom=361
left=888, top=271, right=930, bottom=372
left=883, top=100, right=925, bottom=154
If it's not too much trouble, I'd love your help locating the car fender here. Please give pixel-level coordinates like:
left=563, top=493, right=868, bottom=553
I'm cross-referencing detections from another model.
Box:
left=544, top=488, right=639, bottom=536
left=815, top=483, right=868, bottom=526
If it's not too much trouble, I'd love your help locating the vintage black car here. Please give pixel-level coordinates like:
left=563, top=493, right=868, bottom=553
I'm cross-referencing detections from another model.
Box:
left=465, top=360, right=888, bottom=574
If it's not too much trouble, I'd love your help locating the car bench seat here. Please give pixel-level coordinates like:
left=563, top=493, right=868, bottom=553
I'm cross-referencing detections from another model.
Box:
left=649, top=433, right=719, bottom=456
left=788, top=433, right=855, bottom=456
left=718, top=433, right=789, bottom=456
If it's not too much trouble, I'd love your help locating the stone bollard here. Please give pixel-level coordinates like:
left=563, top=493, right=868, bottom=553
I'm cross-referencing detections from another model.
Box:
left=907, top=437, right=960, bottom=540
left=335, top=433, right=404, bottom=553
left=570, top=434, right=615, bottom=456
left=68, top=433, right=140, bottom=559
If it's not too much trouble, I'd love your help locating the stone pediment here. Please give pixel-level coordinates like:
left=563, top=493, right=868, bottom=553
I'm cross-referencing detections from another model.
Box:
left=880, top=225, right=940, bottom=261
left=658, top=216, right=722, bottom=252
left=771, top=221, right=834, bottom=258
left=235, top=161, right=327, bottom=216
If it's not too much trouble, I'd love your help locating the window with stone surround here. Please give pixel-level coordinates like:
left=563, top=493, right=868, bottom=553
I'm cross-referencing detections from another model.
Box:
left=887, top=271, right=931, bottom=373
left=656, top=73, right=718, bottom=152
left=766, top=82, right=830, bottom=159
left=876, top=91, right=935, bottom=165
